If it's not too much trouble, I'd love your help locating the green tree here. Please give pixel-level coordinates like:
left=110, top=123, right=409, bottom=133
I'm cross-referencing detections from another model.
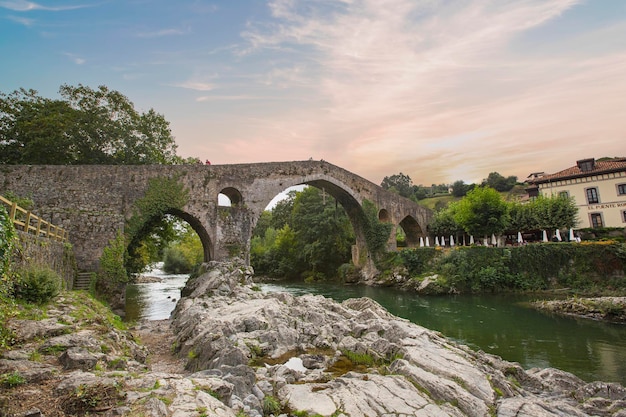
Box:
left=291, top=187, right=354, bottom=279
left=428, top=203, right=463, bottom=236
left=253, top=211, right=273, bottom=239
left=96, top=232, right=129, bottom=303
left=0, top=85, right=180, bottom=165
left=381, top=173, right=414, bottom=198
left=482, top=172, right=518, bottom=192
left=270, top=190, right=297, bottom=230
left=453, top=186, right=509, bottom=237
left=507, top=201, right=538, bottom=232
left=507, top=195, right=577, bottom=233
left=125, top=177, right=189, bottom=274
left=532, top=195, right=578, bottom=231
left=451, top=180, right=472, bottom=197
left=251, top=187, right=354, bottom=280
left=163, top=223, right=203, bottom=274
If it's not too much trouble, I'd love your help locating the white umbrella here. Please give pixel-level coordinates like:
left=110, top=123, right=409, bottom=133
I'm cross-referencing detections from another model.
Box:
left=462, top=235, right=466, bottom=246
left=542, top=230, right=548, bottom=242
left=441, top=236, right=446, bottom=247
left=469, top=235, right=474, bottom=245
left=491, top=234, right=497, bottom=246
left=435, top=236, right=440, bottom=246
left=420, top=237, right=424, bottom=247
left=484, top=237, right=489, bottom=247
left=517, top=231, right=523, bottom=244
left=569, top=228, right=575, bottom=241
left=450, top=235, right=455, bottom=247
left=555, top=229, right=562, bottom=242
left=425, top=237, right=430, bottom=247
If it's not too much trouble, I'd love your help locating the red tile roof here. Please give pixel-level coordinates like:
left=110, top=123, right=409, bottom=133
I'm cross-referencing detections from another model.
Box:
left=530, top=157, right=626, bottom=183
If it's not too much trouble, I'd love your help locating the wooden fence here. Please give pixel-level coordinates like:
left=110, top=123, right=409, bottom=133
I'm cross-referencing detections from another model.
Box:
left=0, top=195, right=68, bottom=243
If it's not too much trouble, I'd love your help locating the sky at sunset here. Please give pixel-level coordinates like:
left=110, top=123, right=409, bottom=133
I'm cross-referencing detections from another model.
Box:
left=1, top=0, right=625, bottom=187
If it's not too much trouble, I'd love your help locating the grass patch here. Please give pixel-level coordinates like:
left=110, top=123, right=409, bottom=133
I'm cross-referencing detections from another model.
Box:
left=262, top=395, right=282, bottom=416
left=1, top=372, right=26, bottom=388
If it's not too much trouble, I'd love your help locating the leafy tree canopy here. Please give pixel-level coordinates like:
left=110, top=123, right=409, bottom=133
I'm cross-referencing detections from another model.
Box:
left=453, top=186, right=509, bottom=237
left=381, top=173, right=414, bottom=198
left=482, top=172, right=518, bottom=192
left=251, top=187, right=354, bottom=280
left=0, top=84, right=182, bottom=165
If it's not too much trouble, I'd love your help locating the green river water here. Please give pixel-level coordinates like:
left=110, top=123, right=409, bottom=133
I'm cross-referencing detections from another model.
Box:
left=126, top=271, right=626, bottom=386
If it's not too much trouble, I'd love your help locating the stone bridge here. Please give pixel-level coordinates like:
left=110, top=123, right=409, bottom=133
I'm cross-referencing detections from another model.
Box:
left=0, top=161, right=432, bottom=272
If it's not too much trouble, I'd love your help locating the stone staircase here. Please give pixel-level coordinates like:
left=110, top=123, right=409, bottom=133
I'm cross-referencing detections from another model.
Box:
left=73, top=272, right=93, bottom=291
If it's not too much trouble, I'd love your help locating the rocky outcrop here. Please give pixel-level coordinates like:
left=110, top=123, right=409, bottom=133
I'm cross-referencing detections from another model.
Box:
left=2, top=261, right=625, bottom=416
left=169, top=260, right=626, bottom=417
left=533, top=297, right=626, bottom=323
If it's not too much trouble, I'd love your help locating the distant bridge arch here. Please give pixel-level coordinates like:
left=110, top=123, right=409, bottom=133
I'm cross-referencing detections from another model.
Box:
left=0, top=161, right=432, bottom=272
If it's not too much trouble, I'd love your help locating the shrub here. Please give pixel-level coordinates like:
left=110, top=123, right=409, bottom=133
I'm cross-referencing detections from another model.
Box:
left=13, top=266, right=62, bottom=304
left=96, top=232, right=129, bottom=304
left=399, top=248, right=440, bottom=276
left=163, top=246, right=192, bottom=274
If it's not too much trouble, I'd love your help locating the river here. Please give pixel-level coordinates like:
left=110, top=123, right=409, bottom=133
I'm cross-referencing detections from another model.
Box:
left=126, top=268, right=626, bottom=386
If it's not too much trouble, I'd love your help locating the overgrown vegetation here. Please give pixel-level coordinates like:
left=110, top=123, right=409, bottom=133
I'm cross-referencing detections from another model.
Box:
left=95, top=231, right=129, bottom=303
left=399, top=242, right=626, bottom=293
left=251, top=187, right=355, bottom=281
left=125, top=176, right=190, bottom=275
left=0, top=204, right=18, bottom=350
left=361, top=199, right=394, bottom=262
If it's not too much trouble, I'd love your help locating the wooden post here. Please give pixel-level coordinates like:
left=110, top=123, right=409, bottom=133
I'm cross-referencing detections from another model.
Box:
left=10, top=202, right=17, bottom=222
left=36, top=216, right=42, bottom=237
left=24, top=211, right=32, bottom=233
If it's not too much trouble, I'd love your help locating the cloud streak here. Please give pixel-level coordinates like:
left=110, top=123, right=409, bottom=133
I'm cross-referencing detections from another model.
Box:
left=224, top=0, right=625, bottom=184
left=0, top=0, right=90, bottom=12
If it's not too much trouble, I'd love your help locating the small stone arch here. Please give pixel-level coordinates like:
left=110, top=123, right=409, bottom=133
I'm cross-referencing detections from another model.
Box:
left=130, top=208, right=213, bottom=263
left=398, top=215, right=423, bottom=248
left=219, top=187, right=243, bottom=207
left=378, top=209, right=391, bottom=223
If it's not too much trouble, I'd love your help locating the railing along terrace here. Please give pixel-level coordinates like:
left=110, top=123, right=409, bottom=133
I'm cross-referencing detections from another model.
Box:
left=0, top=195, right=68, bottom=243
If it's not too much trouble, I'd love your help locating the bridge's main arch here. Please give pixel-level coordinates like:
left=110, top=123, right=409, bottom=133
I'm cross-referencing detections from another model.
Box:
left=0, top=161, right=432, bottom=272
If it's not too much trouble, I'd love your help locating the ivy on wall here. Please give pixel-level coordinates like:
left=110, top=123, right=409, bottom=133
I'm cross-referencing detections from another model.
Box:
left=361, top=199, right=393, bottom=262
left=126, top=176, right=189, bottom=239
left=125, top=176, right=189, bottom=274
left=0, top=205, right=17, bottom=296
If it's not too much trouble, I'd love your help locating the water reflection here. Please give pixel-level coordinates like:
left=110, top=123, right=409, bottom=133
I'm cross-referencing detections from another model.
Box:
left=125, top=263, right=188, bottom=322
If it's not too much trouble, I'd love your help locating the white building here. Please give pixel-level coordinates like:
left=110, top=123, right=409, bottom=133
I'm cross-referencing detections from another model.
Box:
left=528, top=157, right=626, bottom=229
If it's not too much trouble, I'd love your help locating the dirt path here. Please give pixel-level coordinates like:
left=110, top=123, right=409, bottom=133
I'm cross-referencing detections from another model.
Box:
left=132, top=319, right=189, bottom=375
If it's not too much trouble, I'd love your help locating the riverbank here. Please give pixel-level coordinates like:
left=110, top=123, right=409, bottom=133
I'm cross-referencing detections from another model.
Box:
left=168, top=260, right=626, bottom=416
left=532, top=296, right=626, bottom=323
left=3, top=262, right=626, bottom=416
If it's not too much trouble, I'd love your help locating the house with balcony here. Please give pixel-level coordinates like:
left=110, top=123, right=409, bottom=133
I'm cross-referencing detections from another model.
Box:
left=527, top=157, right=626, bottom=228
